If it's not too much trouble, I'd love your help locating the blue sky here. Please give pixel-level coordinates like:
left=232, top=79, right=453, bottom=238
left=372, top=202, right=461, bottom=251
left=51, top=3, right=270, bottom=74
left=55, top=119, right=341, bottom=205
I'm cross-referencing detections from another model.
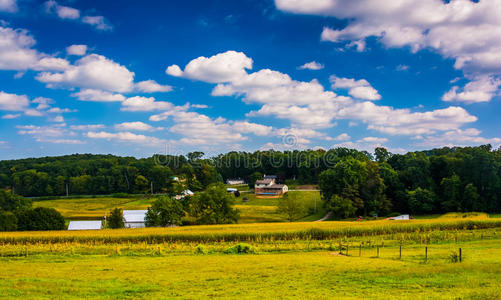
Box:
left=0, top=0, right=500, bottom=159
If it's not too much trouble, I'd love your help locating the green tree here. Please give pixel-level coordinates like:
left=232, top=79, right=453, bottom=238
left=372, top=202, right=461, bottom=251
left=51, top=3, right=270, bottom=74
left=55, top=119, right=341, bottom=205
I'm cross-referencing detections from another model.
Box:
left=134, top=175, right=149, bottom=193
left=330, top=195, right=357, bottom=219
left=248, top=171, right=263, bottom=189
left=15, top=207, right=65, bottom=231
left=145, top=196, right=184, bottom=226
left=464, top=183, right=481, bottom=212
left=0, top=190, right=31, bottom=211
left=107, top=208, right=124, bottom=229
left=408, top=188, right=436, bottom=214
left=277, top=193, right=305, bottom=222
left=441, top=174, right=462, bottom=212
left=188, top=183, right=238, bottom=224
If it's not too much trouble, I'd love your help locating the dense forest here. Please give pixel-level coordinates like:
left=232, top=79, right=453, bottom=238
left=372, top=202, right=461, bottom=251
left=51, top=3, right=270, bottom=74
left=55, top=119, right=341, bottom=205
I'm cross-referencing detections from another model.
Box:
left=0, top=145, right=500, bottom=215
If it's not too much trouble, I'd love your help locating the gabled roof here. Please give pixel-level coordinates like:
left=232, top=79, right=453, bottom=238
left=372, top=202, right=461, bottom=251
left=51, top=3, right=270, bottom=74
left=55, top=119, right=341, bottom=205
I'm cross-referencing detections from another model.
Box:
left=123, top=210, right=147, bottom=223
left=256, top=179, right=273, bottom=185
left=68, top=220, right=102, bottom=230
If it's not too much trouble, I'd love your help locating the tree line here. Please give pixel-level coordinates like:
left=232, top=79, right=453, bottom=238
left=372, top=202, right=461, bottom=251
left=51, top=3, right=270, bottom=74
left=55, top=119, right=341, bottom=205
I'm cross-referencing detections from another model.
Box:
left=0, top=145, right=500, bottom=216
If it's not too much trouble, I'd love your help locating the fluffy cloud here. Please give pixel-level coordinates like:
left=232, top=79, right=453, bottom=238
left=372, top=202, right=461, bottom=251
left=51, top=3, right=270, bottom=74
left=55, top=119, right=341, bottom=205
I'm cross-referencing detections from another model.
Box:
left=17, top=124, right=84, bottom=144
left=82, top=16, right=113, bottom=31
left=135, top=80, right=173, bottom=93
left=87, top=131, right=165, bottom=145
left=232, top=121, right=273, bottom=136
left=330, top=75, right=381, bottom=100
left=332, top=133, right=350, bottom=141
left=44, top=1, right=112, bottom=31
left=340, top=101, right=477, bottom=135
left=0, top=26, right=39, bottom=70
left=66, top=44, right=87, bottom=56
left=298, top=61, right=324, bottom=70
left=45, top=1, right=80, bottom=20
left=442, top=76, right=501, bottom=103
left=70, top=124, right=105, bottom=130
left=2, top=113, right=20, bottom=119
left=71, top=89, right=126, bottom=102
left=36, top=54, right=135, bottom=93
left=275, top=0, right=501, bottom=103
left=166, top=50, right=253, bottom=83
left=173, top=50, right=479, bottom=135
left=33, top=57, right=70, bottom=71
left=417, top=128, right=501, bottom=148
left=0, top=91, right=29, bottom=111
left=0, top=0, right=17, bottom=12
left=114, top=121, right=162, bottom=132
left=121, top=96, right=174, bottom=112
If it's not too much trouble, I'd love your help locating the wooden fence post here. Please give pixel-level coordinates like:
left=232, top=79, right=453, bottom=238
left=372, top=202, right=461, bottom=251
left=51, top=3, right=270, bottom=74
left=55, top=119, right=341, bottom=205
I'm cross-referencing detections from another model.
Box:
left=359, top=244, right=362, bottom=257
left=459, top=248, right=462, bottom=262
left=399, top=244, right=402, bottom=260
left=425, top=247, right=428, bottom=263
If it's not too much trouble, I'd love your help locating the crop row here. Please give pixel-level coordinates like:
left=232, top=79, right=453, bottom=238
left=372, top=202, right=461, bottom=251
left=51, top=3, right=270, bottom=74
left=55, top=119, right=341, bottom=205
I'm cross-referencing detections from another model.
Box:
left=1, top=219, right=500, bottom=244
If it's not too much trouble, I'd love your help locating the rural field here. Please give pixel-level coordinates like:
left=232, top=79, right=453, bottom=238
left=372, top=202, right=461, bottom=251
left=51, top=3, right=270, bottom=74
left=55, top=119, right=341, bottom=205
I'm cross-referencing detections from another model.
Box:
left=1, top=216, right=500, bottom=299
left=32, top=190, right=325, bottom=224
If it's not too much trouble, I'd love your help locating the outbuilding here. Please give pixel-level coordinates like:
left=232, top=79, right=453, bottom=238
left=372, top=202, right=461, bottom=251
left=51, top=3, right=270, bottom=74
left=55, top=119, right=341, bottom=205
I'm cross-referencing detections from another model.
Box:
left=68, top=220, right=102, bottom=230
left=123, top=210, right=147, bottom=228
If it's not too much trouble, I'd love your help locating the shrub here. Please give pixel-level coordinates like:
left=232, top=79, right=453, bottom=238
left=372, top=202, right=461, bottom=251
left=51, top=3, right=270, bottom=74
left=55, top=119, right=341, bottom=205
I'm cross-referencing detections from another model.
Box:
left=15, top=207, right=65, bottom=231
left=224, top=243, right=255, bottom=254
left=0, top=210, right=17, bottom=231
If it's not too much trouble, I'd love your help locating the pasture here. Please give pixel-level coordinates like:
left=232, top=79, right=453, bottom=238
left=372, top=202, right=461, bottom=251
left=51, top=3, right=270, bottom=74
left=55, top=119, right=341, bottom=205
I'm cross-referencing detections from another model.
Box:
left=32, top=190, right=325, bottom=223
left=0, top=218, right=500, bottom=299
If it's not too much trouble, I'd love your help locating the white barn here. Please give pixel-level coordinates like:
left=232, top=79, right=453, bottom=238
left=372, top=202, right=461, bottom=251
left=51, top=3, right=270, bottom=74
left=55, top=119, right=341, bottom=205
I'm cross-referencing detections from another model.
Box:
left=68, top=220, right=102, bottom=230
left=123, top=210, right=147, bottom=228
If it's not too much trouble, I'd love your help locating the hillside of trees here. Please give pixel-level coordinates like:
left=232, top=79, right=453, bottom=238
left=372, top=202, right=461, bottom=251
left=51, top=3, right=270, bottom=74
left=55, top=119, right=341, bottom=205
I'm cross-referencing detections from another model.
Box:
left=0, top=145, right=500, bottom=215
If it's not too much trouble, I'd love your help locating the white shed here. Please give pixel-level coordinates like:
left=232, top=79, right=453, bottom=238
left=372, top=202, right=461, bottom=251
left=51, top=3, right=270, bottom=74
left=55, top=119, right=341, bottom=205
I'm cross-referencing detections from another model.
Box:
left=388, top=214, right=410, bottom=220
left=123, top=210, right=147, bottom=228
left=68, top=220, right=102, bottom=230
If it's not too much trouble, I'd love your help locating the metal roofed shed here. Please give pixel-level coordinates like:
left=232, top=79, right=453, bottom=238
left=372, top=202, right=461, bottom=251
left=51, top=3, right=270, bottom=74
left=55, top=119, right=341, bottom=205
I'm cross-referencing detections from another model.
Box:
left=68, top=220, right=102, bottom=230
left=123, top=210, right=148, bottom=228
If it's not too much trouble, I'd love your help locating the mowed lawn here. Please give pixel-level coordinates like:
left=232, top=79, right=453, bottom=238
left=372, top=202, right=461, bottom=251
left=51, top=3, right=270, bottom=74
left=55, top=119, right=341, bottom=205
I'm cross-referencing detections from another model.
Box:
left=0, top=238, right=500, bottom=299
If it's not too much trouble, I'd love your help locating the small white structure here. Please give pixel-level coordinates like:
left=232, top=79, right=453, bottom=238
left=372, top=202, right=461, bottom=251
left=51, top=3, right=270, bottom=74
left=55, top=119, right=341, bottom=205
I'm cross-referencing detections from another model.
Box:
left=388, top=214, right=410, bottom=220
left=123, top=210, right=147, bottom=228
left=68, top=220, right=102, bottom=230
left=175, top=189, right=194, bottom=200
left=227, top=188, right=238, bottom=193
left=226, top=179, right=245, bottom=185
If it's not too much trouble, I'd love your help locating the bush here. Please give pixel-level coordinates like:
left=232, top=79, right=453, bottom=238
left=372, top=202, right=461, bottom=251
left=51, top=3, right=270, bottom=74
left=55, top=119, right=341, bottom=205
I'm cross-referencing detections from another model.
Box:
left=16, top=207, right=66, bottom=231
left=0, top=210, right=17, bottom=231
left=224, top=243, right=255, bottom=254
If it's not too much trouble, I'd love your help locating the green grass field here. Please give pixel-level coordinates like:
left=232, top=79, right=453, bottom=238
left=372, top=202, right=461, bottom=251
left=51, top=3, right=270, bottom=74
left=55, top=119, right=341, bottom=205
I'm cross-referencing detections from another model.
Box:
left=0, top=219, right=500, bottom=299
left=32, top=190, right=325, bottom=224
